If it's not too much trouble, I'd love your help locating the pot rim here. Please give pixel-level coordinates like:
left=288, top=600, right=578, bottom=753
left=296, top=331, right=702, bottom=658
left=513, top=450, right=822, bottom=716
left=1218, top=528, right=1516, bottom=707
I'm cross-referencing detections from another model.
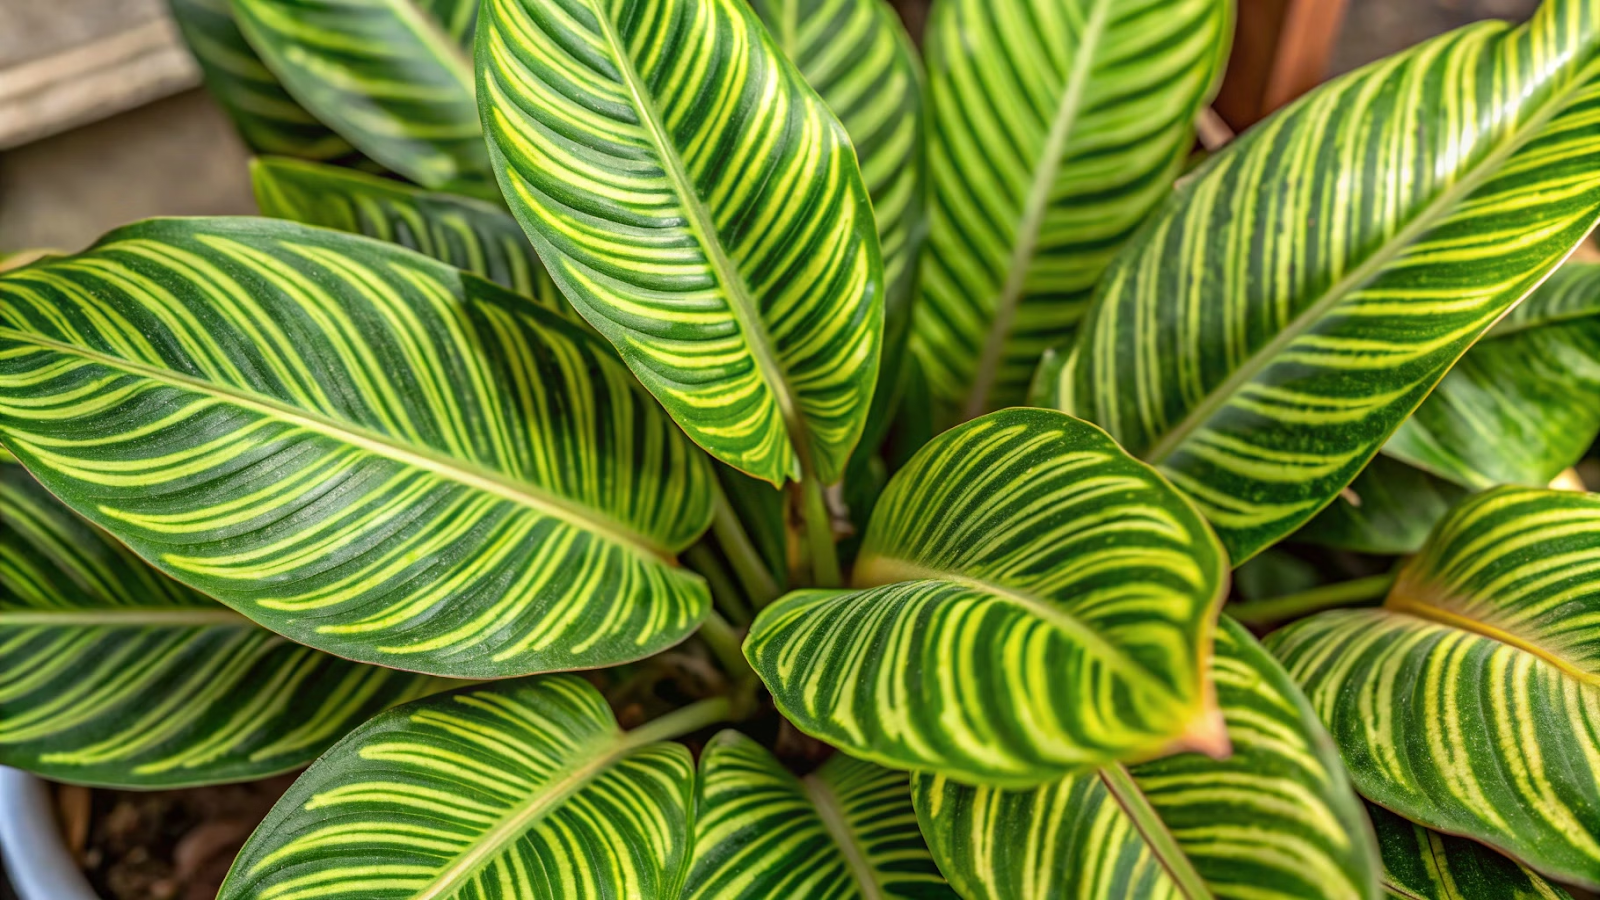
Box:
left=0, top=767, right=99, bottom=900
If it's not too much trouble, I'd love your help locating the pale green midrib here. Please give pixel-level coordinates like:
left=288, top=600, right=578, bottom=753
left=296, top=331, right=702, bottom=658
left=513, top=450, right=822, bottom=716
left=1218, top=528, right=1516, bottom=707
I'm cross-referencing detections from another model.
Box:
left=0, top=607, right=250, bottom=627
left=1141, top=55, right=1597, bottom=465
left=378, top=0, right=476, bottom=93
left=404, top=697, right=727, bottom=900
left=586, top=4, right=812, bottom=478
left=852, top=554, right=1159, bottom=685
left=1098, top=763, right=1215, bottom=900
left=963, top=0, right=1111, bottom=420
left=801, top=773, right=886, bottom=900
left=0, top=327, right=676, bottom=563
left=1383, top=596, right=1600, bottom=687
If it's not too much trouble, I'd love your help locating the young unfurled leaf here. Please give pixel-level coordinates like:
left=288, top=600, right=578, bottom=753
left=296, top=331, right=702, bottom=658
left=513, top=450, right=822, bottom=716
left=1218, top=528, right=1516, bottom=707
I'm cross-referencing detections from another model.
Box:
left=915, top=0, right=1230, bottom=416
left=220, top=677, right=695, bottom=900
left=745, top=407, right=1228, bottom=785
left=0, top=463, right=439, bottom=787
left=1270, top=487, right=1600, bottom=889
left=1367, top=803, right=1575, bottom=900
left=914, top=618, right=1381, bottom=900
left=1385, top=262, right=1600, bottom=489
left=1062, top=0, right=1600, bottom=562
left=251, top=156, right=568, bottom=313
left=0, top=218, right=713, bottom=678
left=478, top=0, right=884, bottom=487
left=229, top=0, right=490, bottom=193
left=682, top=730, right=956, bottom=898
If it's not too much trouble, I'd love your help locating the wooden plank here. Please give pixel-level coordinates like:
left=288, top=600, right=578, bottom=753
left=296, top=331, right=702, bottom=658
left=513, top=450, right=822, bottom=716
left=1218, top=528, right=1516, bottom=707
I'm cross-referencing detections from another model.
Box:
left=1215, top=0, right=1350, bottom=131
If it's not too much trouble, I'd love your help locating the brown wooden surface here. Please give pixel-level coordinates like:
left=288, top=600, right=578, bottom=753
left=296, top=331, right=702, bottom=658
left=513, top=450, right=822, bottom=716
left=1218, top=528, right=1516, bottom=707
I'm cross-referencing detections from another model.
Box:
left=1216, top=0, right=1351, bottom=131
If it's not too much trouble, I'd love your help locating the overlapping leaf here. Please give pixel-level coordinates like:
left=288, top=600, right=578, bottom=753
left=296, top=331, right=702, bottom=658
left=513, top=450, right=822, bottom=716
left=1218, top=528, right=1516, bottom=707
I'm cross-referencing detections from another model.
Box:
left=913, top=0, right=1230, bottom=416
left=478, top=0, right=884, bottom=486
left=228, top=0, right=490, bottom=193
left=219, top=676, right=696, bottom=900
left=1386, top=262, right=1600, bottom=489
left=682, top=730, right=956, bottom=899
left=750, top=0, right=927, bottom=456
left=0, top=463, right=438, bottom=787
left=745, top=407, right=1228, bottom=784
left=1366, top=803, right=1574, bottom=900
left=1269, top=487, right=1600, bottom=889
left=0, top=218, right=713, bottom=678
left=1062, top=0, right=1600, bottom=561
left=913, top=618, right=1381, bottom=900
left=166, top=0, right=370, bottom=166
left=251, top=156, right=566, bottom=312
left=1295, top=455, right=1469, bottom=556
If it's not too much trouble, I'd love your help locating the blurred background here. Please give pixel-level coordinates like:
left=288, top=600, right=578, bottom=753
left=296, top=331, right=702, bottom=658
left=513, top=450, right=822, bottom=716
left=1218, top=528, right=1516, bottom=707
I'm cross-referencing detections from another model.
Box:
left=0, top=0, right=1543, bottom=254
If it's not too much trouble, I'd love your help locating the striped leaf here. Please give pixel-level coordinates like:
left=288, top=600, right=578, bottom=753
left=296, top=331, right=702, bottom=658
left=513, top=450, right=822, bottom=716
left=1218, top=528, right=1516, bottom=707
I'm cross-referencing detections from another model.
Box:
left=1061, top=0, right=1600, bottom=562
left=250, top=155, right=567, bottom=312
left=1294, top=455, right=1469, bottom=556
left=1267, top=487, right=1600, bottom=889
left=0, top=462, right=439, bottom=788
left=744, top=407, right=1229, bottom=785
left=912, top=617, right=1381, bottom=900
left=1367, top=803, right=1574, bottom=900
left=750, top=0, right=927, bottom=457
left=1385, top=262, right=1600, bottom=489
left=167, top=0, right=371, bottom=166
left=229, top=0, right=491, bottom=193
left=0, top=217, right=714, bottom=678
left=219, top=676, right=697, bottom=900
left=913, top=0, right=1230, bottom=416
left=478, top=0, right=884, bottom=487
left=681, top=730, right=956, bottom=899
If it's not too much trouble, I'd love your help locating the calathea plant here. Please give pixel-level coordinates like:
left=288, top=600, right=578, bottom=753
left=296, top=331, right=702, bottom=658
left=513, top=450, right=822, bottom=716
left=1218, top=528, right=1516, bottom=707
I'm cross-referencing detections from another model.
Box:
left=3, top=0, right=1600, bottom=897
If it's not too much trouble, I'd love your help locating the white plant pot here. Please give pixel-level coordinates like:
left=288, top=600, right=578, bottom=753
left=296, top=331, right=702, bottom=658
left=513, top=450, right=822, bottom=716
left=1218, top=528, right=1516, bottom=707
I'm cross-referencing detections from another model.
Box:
left=0, top=768, right=99, bottom=900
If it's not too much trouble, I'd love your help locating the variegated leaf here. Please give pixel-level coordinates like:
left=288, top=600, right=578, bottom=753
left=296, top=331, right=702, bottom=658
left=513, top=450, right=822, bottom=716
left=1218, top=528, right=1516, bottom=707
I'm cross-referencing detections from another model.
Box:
left=682, top=730, right=956, bottom=899
left=250, top=155, right=567, bottom=312
left=220, top=676, right=698, bottom=900
left=0, top=462, right=439, bottom=787
left=1062, top=0, right=1600, bottom=561
left=167, top=0, right=372, bottom=166
left=1367, top=803, right=1575, bottom=900
left=478, top=0, right=884, bottom=487
left=745, top=407, right=1228, bottom=784
left=914, top=0, right=1230, bottom=416
left=913, top=618, right=1381, bottom=900
left=228, top=0, right=490, bottom=193
left=0, top=218, right=713, bottom=678
left=1269, top=487, right=1600, bottom=889
left=1385, top=262, right=1600, bottom=489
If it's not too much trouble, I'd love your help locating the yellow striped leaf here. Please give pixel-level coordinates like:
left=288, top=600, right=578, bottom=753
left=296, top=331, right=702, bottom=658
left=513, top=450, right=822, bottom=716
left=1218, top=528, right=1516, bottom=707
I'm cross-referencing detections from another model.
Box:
left=0, top=217, right=714, bottom=678
left=1386, top=262, right=1600, bottom=489
left=913, top=618, right=1381, bottom=900
left=1367, top=803, right=1575, bottom=900
left=745, top=407, right=1229, bottom=785
left=1061, top=0, right=1600, bottom=562
left=915, top=0, right=1230, bottom=416
left=1268, top=487, right=1600, bottom=889
left=1, top=461, right=439, bottom=787
left=166, top=0, right=373, bottom=167
left=228, top=0, right=490, bottom=194
left=250, top=155, right=569, bottom=314
left=220, top=676, right=698, bottom=900
left=682, top=730, right=957, bottom=898
left=478, top=0, right=885, bottom=487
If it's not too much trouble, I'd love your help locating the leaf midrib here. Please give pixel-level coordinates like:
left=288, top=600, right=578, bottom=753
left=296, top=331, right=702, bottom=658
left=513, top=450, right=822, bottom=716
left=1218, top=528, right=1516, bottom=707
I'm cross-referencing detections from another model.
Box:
left=964, top=0, right=1111, bottom=419
left=0, top=327, right=676, bottom=563
left=586, top=4, right=809, bottom=479
left=802, top=772, right=886, bottom=900
left=0, top=607, right=250, bottom=627
left=1384, top=595, right=1600, bottom=687
left=1141, top=53, right=1593, bottom=465
left=1098, top=763, right=1215, bottom=899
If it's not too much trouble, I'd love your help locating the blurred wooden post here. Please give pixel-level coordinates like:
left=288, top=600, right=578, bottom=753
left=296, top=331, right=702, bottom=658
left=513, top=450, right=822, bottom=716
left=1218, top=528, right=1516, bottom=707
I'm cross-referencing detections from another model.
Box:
left=1215, top=0, right=1350, bottom=131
